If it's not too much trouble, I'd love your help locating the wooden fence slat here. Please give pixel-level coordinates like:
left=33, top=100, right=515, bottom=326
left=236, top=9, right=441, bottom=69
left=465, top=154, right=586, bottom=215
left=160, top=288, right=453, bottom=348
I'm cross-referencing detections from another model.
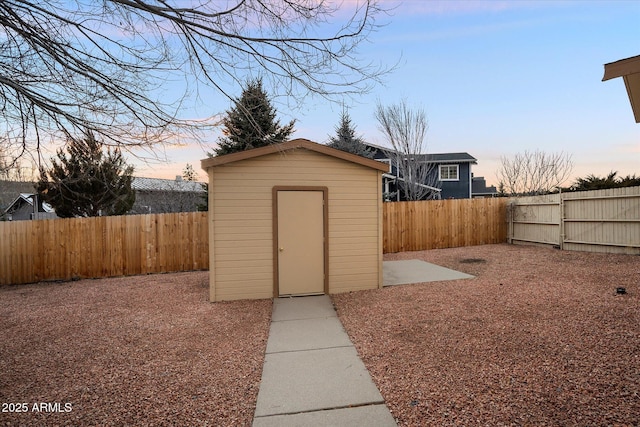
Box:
left=509, top=186, right=640, bottom=254
left=2, top=200, right=513, bottom=285
left=381, top=198, right=508, bottom=253
left=0, top=212, right=209, bottom=285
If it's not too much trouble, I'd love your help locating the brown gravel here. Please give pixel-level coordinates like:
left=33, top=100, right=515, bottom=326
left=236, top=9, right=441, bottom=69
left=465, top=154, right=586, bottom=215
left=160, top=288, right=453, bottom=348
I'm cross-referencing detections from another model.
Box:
left=0, top=272, right=271, bottom=426
left=333, top=244, right=640, bottom=426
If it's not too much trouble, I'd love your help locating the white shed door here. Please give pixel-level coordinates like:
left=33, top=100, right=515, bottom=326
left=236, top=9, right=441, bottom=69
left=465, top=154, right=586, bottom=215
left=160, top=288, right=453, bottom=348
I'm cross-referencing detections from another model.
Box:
left=277, top=191, right=325, bottom=296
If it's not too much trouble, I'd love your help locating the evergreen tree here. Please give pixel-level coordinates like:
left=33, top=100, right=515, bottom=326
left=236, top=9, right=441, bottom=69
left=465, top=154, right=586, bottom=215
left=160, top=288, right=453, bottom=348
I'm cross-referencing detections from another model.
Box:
left=37, top=131, right=135, bottom=217
left=213, top=78, right=295, bottom=156
left=569, top=171, right=640, bottom=191
left=182, top=163, right=197, bottom=181
left=327, top=110, right=374, bottom=158
left=570, top=172, right=619, bottom=191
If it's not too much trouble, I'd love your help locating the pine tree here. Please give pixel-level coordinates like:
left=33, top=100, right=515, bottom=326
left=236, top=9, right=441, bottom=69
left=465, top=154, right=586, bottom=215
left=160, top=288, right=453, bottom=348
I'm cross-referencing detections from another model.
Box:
left=182, top=164, right=197, bottom=181
left=327, top=110, right=373, bottom=158
left=37, top=131, right=135, bottom=217
left=213, top=78, right=295, bottom=156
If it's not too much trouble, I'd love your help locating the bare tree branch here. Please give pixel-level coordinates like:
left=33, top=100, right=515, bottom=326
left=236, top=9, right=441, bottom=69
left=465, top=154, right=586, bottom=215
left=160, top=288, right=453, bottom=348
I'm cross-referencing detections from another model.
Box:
left=375, top=99, right=440, bottom=201
left=0, top=0, right=390, bottom=161
left=498, top=150, right=573, bottom=196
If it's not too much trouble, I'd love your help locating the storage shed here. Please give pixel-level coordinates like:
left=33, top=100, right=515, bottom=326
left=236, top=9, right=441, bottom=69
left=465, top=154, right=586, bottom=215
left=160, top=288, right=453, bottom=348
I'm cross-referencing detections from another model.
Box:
left=200, top=138, right=388, bottom=301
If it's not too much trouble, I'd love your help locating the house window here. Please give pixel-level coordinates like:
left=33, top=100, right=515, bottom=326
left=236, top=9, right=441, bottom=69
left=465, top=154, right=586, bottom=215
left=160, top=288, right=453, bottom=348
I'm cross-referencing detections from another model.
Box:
left=439, top=164, right=459, bottom=181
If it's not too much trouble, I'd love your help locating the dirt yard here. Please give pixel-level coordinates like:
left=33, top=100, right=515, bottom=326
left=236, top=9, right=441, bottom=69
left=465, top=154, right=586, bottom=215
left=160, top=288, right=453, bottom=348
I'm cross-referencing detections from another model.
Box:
left=0, top=272, right=271, bottom=426
left=333, top=243, right=640, bottom=426
left=2, top=244, right=639, bottom=426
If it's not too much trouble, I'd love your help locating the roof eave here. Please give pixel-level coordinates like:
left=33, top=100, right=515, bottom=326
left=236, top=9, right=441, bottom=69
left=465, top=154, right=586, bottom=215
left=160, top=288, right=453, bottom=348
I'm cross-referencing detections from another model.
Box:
left=603, top=55, right=640, bottom=123
left=201, top=138, right=389, bottom=172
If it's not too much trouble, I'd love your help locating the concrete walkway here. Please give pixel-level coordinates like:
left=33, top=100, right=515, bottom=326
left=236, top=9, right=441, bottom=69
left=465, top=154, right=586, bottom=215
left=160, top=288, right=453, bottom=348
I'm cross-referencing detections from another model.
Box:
left=383, top=259, right=474, bottom=286
left=252, top=295, right=397, bottom=426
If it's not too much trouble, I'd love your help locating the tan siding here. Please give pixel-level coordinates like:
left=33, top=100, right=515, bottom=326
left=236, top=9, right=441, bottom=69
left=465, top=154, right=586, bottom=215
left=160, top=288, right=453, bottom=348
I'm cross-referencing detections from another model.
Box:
left=208, top=171, right=217, bottom=302
left=330, top=262, right=379, bottom=274
left=215, top=225, right=272, bottom=235
left=215, top=239, right=272, bottom=248
left=207, top=148, right=382, bottom=301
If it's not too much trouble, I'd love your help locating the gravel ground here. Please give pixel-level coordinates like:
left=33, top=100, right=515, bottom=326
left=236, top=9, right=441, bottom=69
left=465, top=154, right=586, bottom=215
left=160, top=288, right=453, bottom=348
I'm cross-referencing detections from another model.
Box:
left=3, top=244, right=638, bottom=426
left=333, top=244, right=640, bottom=426
left=0, top=272, right=272, bottom=426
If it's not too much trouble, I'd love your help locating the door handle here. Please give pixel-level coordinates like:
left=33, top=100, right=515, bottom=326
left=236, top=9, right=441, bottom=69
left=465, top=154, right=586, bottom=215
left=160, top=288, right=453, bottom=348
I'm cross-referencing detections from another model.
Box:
left=279, top=247, right=284, bottom=252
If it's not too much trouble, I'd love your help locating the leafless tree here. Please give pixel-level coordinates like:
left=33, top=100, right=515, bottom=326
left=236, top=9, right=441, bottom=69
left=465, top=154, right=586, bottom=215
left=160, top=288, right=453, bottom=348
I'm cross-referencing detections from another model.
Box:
left=0, top=144, right=37, bottom=181
left=0, top=0, right=389, bottom=163
left=375, top=99, right=440, bottom=201
left=497, top=150, right=573, bottom=196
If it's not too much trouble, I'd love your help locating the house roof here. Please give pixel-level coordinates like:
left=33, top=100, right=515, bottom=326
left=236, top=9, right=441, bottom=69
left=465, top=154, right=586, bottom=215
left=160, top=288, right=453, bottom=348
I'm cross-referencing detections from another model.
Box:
left=421, top=152, right=477, bottom=163
left=4, top=193, right=55, bottom=213
left=603, top=54, right=640, bottom=123
left=200, top=138, right=390, bottom=172
left=132, top=177, right=205, bottom=192
left=363, top=142, right=477, bottom=164
left=472, top=177, right=498, bottom=195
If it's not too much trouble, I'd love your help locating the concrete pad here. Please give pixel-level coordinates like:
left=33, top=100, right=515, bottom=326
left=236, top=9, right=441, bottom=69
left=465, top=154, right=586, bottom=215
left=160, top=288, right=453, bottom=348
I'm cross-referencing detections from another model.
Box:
left=254, top=346, right=384, bottom=417
left=272, top=295, right=336, bottom=321
left=253, top=404, right=397, bottom=427
left=383, top=259, right=474, bottom=286
left=266, top=317, right=352, bottom=353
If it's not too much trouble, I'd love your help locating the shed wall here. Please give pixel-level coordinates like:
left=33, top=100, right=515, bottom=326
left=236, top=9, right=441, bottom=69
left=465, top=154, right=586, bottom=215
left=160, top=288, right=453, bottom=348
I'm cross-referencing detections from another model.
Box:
left=208, top=148, right=382, bottom=301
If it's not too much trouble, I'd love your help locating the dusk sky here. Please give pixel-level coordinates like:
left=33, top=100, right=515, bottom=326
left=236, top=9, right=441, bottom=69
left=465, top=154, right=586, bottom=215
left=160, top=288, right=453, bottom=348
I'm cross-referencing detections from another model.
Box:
left=133, top=0, right=640, bottom=187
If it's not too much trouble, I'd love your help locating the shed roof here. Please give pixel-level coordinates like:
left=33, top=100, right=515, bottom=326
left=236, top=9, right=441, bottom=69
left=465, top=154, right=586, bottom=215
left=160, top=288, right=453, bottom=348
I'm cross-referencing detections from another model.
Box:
left=603, top=54, right=640, bottom=123
left=200, top=138, right=390, bottom=172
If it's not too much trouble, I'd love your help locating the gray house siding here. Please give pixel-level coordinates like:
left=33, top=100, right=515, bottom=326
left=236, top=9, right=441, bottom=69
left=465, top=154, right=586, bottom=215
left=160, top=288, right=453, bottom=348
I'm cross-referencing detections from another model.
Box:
left=440, top=162, right=473, bottom=199
left=364, top=143, right=477, bottom=200
left=2, top=193, right=58, bottom=221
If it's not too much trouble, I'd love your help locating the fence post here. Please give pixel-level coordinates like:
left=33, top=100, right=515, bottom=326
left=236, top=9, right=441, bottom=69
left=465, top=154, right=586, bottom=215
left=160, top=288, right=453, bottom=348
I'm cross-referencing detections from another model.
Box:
left=506, top=201, right=513, bottom=244
left=559, top=193, right=565, bottom=250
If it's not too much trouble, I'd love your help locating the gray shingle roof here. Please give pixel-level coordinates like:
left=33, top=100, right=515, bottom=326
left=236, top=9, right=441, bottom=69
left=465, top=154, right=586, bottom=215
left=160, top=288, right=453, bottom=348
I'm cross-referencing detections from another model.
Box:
left=421, top=152, right=477, bottom=163
left=4, top=193, right=55, bottom=213
left=363, top=142, right=477, bottom=163
left=132, top=177, right=206, bottom=192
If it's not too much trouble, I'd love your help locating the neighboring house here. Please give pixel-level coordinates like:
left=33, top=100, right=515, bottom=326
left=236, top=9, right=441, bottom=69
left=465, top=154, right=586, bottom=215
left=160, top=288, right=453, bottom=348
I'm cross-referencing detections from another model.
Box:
left=472, top=176, right=498, bottom=198
left=1, top=177, right=207, bottom=219
left=364, top=142, right=478, bottom=200
left=2, top=193, right=58, bottom=221
left=0, top=180, right=37, bottom=213
left=129, top=176, right=206, bottom=214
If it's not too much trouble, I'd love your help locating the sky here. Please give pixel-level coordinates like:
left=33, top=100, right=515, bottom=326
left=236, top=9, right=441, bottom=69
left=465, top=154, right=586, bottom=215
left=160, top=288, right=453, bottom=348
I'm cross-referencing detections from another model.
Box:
left=133, top=0, right=640, bottom=187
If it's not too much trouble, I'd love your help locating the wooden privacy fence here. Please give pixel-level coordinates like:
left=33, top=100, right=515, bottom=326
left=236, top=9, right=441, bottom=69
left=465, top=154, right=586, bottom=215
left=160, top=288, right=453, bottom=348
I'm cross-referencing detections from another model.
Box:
left=508, top=186, right=640, bottom=254
left=383, top=198, right=508, bottom=253
left=3, top=198, right=510, bottom=285
left=3, top=189, right=636, bottom=286
left=0, top=212, right=208, bottom=285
